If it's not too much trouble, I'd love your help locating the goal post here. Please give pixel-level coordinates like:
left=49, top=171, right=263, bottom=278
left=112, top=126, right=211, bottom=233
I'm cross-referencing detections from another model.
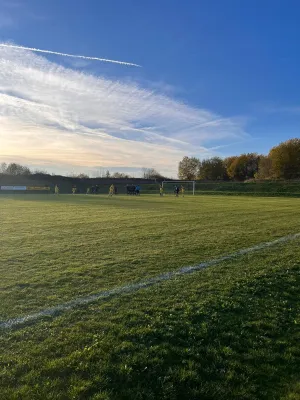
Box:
left=162, top=181, right=196, bottom=195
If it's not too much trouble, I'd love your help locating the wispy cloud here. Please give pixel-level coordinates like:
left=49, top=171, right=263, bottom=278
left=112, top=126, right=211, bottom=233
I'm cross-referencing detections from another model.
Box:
left=0, top=0, right=44, bottom=30
left=64, top=58, right=91, bottom=69
left=264, top=105, right=300, bottom=115
left=0, top=44, right=247, bottom=176
left=254, top=101, right=300, bottom=115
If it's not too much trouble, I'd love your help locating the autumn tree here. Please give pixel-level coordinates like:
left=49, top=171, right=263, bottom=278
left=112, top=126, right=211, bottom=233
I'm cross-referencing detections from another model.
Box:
left=178, top=156, right=200, bottom=180
left=223, top=156, right=237, bottom=178
left=198, top=157, right=227, bottom=180
left=269, top=138, right=300, bottom=179
left=227, top=153, right=260, bottom=181
left=255, top=156, right=273, bottom=179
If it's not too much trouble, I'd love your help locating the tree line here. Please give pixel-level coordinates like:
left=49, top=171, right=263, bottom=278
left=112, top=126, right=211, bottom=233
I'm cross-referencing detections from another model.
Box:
left=2, top=138, right=299, bottom=181
left=178, top=138, right=300, bottom=181
left=0, top=163, right=169, bottom=180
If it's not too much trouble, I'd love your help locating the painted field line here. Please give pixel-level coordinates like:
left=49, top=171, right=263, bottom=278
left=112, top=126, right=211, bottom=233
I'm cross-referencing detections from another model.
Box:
left=1, top=232, right=300, bottom=330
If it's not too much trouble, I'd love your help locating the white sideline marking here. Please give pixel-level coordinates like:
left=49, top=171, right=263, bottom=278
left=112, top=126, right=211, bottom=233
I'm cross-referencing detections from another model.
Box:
left=1, top=232, right=300, bottom=330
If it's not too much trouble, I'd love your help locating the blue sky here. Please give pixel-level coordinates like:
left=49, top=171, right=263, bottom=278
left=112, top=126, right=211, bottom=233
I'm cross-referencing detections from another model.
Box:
left=1, top=0, right=300, bottom=177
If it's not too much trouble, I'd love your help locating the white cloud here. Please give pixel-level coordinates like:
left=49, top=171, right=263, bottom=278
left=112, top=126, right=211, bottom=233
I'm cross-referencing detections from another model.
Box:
left=0, top=2, right=46, bottom=31
left=64, top=58, right=91, bottom=69
left=0, top=45, right=247, bottom=176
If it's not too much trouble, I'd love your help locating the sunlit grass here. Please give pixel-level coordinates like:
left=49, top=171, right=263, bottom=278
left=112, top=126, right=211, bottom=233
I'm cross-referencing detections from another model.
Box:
left=1, top=194, right=300, bottom=399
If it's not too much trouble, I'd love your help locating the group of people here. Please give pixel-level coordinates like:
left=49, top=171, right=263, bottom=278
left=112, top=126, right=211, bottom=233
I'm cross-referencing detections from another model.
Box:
left=126, top=185, right=141, bottom=195
left=54, top=184, right=101, bottom=195
left=54, top=183, right=185, bottom=196
left=159, top=185, right=184, bottom=197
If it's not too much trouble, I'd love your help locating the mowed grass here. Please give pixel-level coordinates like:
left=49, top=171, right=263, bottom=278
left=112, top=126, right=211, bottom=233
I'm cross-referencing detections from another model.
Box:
left=1, top=194, right=300, bottom=399
left=1, top=194, right=300, bottom=319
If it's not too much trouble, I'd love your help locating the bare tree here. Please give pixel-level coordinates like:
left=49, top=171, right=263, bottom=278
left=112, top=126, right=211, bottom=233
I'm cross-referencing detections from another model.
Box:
left=142, top=168, right=163, bottom=180
left=112, top=172, right=130, bottom=178
left=4, top=163, right=31, bottom=175
left=0, top=162, right=7, bottom=174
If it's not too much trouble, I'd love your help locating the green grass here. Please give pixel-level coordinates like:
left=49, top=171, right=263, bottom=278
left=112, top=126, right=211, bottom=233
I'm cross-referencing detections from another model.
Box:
left=194, top=181, right=300, bottom=196
left=1, top=194, right=300, bottom=399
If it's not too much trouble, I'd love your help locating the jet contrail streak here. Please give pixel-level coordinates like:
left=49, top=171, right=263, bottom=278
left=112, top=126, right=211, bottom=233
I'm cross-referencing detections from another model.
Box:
left=0, top=43, right=141, bottom=67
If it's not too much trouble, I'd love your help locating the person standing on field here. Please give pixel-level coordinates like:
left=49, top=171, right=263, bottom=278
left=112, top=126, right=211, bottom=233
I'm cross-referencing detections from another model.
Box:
left=175, top=185, right=180, bottom=197
left=109, top=184, right=114, bottom=196
left=160, top=185, right=164, bottom=196
left=135, top=185, right=140, bottom=195
left=181, top=185, right=185, bottom=197
left=72, top=186, right=77, bottom=194
left=54, top=184, right=59, bottom=195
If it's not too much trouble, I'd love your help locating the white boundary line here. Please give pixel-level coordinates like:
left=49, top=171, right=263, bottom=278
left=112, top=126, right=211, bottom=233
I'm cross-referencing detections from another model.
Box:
left=1, top=232, right=300, bottom=330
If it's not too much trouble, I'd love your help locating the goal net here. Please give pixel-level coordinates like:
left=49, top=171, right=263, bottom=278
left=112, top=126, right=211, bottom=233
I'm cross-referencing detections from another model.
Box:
left=162, top=181, right=195, bottom=195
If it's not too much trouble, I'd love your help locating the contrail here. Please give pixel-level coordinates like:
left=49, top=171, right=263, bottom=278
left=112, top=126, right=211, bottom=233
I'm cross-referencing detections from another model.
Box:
left=0, top=43, right=141, bottom=67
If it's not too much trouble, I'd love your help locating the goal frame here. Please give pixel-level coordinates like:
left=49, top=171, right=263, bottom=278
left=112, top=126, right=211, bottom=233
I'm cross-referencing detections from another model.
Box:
left=162, top=181, right=196, bottom=195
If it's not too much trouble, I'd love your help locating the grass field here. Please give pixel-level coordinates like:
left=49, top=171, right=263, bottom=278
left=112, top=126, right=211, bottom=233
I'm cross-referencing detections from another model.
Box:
left=1, top=194, right=300, bottom=399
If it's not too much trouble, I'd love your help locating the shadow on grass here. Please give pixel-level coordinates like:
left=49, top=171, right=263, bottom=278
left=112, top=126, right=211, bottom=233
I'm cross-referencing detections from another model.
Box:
left=1, top=265, right=299, bottom=400
left=100, top=266, right=300, bottom=400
